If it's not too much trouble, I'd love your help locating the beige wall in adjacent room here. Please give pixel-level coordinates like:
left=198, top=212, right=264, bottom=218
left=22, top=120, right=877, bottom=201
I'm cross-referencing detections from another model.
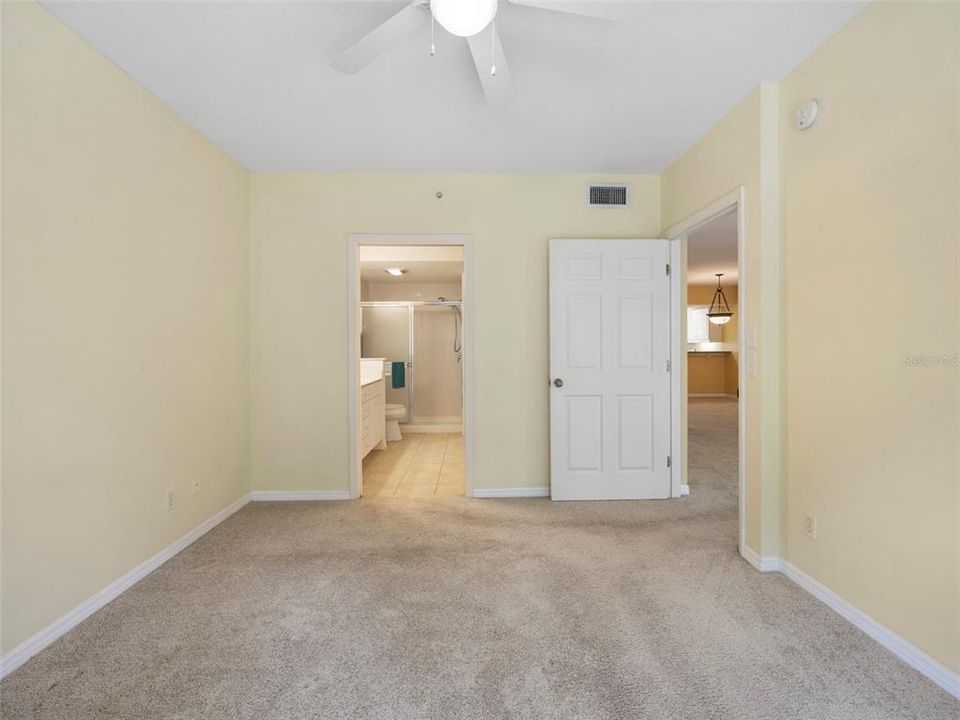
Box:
left=2, top=2, right=251, bottom=655
left=779, top=0, right=959, bottom=673
left=251, top=174, right=660, bottom=493
left=411, top=305, right=462, bottom=420
left=363, top=283, right=464, bottom=419
left=364, top=282, right=462, bottom=302
left=687, top=284, right=739, bottom=396
left=687, top=354, right=726, bottom=395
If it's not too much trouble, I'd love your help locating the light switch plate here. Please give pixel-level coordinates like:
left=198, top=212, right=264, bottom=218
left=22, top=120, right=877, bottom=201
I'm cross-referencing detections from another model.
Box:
left=745, top=350, right=758, bottom=377
left=746, top=325, right=758, bottom=348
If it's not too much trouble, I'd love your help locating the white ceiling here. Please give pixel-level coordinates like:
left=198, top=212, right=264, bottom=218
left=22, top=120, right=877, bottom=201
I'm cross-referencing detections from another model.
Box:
left=687, top=207, right=737, bottom=286
left=41, top=1, right=864, bottom=173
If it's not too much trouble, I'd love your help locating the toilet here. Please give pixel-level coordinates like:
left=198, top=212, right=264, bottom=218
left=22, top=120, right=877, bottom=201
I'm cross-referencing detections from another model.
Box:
left=384, top=403, right=407, bottom=441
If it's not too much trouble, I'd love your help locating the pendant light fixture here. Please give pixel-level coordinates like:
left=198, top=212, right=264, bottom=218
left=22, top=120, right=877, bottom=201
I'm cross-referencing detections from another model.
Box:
left=707, top=273, right=734, bottom=325
left=430, top=0, right=498, bottom=38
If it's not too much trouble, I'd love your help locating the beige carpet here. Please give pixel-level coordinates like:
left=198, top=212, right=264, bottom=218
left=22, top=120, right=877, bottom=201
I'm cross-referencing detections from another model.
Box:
left=2, top=398, right=956, bottom=719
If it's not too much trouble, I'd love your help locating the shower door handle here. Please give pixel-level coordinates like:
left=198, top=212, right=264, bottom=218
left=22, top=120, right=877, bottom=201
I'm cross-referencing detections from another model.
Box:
left=553, top=378, right=564, bottom=388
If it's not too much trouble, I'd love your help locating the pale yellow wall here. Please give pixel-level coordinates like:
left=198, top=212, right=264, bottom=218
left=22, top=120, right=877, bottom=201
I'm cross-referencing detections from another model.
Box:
left=1, top=1, right=251, bottom=655
left=668, top=0, right=959, bottom=674
left=662, top=85, right=782, bottom=556
left=251, top=174, right=660, bottom=492
left=780, top=0, right=959, bottom=673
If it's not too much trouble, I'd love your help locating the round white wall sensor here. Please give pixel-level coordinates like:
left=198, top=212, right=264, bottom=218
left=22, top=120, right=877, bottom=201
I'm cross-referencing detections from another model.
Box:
left=794, top=99, right=820, bottom=130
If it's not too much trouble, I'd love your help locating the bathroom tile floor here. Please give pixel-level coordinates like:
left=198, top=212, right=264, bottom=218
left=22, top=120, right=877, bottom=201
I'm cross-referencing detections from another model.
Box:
left=362, top=433, right=464, bottom=498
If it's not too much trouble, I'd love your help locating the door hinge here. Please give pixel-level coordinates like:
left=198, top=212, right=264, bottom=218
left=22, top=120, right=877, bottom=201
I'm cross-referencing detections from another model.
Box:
left=666, top=359, right=671, bottom=372
left=667, top=455, right=672, bottom=468
left=666, top=263, right=671, bottom=276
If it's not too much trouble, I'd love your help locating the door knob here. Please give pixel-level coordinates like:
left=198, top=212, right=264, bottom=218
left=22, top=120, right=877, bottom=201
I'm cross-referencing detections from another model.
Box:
left=553, top=378, right=564, bottom=388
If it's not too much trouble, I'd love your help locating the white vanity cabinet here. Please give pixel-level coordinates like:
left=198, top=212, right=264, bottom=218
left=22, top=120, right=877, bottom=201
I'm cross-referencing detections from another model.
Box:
left=360, top=378, right=386, bottom=458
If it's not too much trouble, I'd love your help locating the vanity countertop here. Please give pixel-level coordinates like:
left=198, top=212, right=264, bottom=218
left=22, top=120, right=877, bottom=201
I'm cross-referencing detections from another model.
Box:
left=360, top=373, right=383, bottom=387
left=360, top=358, right=386, bottom=387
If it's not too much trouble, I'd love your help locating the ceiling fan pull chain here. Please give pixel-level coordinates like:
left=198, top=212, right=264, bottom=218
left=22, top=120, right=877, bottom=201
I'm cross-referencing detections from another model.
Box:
left=430, top=14, right=436, bottom=56
left=490, top=21, right=496, bottom=76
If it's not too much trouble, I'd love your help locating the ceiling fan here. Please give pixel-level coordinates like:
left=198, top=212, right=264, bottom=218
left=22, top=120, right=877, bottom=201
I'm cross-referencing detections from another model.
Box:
left=331, top=0, right=616, bottom=104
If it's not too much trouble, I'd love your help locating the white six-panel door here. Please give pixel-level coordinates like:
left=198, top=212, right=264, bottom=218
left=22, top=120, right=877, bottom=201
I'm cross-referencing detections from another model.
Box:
left=549, top=239, right=672, bottom=500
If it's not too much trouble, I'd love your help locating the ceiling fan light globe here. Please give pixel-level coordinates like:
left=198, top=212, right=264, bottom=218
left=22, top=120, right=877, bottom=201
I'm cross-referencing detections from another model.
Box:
left=431, top=0, right=498, bottom=37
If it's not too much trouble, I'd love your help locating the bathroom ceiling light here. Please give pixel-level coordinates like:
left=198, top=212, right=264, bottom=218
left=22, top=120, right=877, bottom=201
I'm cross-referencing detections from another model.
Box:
left=385, top=268, right=409, bottom=276
left=431, top=0, right=498, bottom=38
left=707, top=273, right=734, bottom=325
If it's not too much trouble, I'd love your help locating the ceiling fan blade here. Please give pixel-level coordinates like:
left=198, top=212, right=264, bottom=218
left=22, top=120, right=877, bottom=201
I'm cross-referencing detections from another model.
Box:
left=466, top=24, right=515, bottom=105
left=505, top=0, right=621, bottom=21
left=331, top=1, right=428, bottom=73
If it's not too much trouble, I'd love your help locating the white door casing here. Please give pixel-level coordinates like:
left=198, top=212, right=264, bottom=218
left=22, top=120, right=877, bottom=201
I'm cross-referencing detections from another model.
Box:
left=549, top=239, right=672, bottom=500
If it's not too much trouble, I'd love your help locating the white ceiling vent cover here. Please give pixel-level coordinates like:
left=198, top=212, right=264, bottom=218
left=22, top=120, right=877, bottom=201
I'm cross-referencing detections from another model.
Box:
left=588, top=184, right=629, bottom=207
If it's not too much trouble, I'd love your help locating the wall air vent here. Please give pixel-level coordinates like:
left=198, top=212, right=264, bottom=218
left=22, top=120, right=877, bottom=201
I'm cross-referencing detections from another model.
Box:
left=587, top=184, right=629, bottom=207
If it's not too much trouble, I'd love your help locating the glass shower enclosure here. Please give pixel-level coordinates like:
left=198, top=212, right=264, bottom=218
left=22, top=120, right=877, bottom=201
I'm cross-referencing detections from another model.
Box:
left=361, top=301, right=463, bottom=431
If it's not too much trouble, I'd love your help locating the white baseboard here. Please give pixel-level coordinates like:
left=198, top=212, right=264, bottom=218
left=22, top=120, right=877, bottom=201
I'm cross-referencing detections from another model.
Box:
left=249, top=490, right=351, bottom=501
left=400, top=424, right=463, bottom=434
left=410, top=416, right=461, bottom=424
left=740, top=551, right=960, bottom=699
left=688, top=393, right=738, bottom=399
left=738, top=544, right=780, bottom=573
left=778, top=560, right=959, bottom=700
left=0, top=493, right=251, bottom=680
left=472, top=486, right=550, bottom=499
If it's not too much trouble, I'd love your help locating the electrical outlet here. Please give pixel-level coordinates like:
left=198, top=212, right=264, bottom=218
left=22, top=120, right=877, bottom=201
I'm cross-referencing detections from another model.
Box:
left=192, top=478, right=200, bottom=496
left=803, top=512, right=817, bottom=540
left=165, top=489, right=175, bottom=511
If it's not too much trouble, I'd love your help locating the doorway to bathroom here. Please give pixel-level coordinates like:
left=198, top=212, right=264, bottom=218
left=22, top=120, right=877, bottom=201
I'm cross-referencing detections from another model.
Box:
left=347, top=235, right=474, bottom=500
